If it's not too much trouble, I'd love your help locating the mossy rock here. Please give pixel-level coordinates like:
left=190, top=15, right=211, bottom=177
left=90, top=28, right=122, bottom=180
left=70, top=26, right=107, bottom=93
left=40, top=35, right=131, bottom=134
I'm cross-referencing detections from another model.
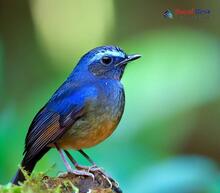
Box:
left=0, top=170, right=122, bottom=193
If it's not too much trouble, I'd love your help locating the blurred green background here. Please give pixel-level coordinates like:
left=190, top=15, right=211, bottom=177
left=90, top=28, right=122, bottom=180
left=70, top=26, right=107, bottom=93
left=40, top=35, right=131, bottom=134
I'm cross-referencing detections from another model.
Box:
left=0, top=1, right=220, bottom=192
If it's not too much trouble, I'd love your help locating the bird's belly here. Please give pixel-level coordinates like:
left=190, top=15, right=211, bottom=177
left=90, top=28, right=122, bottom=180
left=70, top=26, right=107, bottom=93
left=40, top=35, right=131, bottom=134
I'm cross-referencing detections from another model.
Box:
left=56, top=80, right=125, bottom=150
left=56, top=117, right=119, bottom=150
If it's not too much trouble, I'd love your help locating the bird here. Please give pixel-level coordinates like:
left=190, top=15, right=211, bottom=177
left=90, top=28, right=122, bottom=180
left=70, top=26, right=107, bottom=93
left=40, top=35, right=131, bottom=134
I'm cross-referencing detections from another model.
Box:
left=12, top=45, right=141, bottom=185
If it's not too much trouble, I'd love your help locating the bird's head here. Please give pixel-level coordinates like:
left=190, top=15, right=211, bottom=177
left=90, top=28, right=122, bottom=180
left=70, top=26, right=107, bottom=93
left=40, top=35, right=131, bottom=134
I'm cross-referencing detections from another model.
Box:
left=73, top=46, right=141, bottom=81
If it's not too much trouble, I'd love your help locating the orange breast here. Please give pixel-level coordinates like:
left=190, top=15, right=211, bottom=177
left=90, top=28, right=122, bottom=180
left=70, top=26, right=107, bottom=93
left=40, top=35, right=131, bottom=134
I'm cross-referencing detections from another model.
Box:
left=56, top=120, right=117, bottom=150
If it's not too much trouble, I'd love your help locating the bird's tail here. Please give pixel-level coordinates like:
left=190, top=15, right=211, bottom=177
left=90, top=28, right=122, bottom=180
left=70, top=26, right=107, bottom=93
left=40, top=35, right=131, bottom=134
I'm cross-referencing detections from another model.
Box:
left=12, top=159, right=36, bottom=185
left=12, top=147, right=50, bottom=185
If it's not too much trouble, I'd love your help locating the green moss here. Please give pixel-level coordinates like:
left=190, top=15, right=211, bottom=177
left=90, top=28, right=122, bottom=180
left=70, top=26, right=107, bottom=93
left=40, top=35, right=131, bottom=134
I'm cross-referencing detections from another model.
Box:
left=0, top=172, right=78, bottom=193
left=0, top=168, right=121, bottom=193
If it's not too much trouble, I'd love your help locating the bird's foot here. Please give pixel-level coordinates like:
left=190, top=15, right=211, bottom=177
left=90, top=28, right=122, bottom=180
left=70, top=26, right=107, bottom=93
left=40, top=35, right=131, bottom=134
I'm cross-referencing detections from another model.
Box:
left=88, top=165, right=104, bottom=173
left=75, top=164, right=104, bottom=173
left=75, top=164, right=106, bottom=177
left=89, top=165, right=119, bottom=187
left=75, top=164, right=118, bottom=188
left=67, top=169, right=95, bottom=180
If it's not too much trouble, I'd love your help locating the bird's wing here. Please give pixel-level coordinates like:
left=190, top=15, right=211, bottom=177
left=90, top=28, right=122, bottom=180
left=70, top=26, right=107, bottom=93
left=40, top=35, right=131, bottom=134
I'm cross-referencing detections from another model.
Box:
left=24, top=84, right=98, bottom=161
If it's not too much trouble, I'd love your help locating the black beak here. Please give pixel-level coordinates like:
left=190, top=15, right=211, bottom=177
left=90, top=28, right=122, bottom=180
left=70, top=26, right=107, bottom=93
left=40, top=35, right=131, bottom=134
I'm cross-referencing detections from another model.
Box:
left=116, top=54, right=141, bottom=66
left=127, top=54, right=141, bottom=62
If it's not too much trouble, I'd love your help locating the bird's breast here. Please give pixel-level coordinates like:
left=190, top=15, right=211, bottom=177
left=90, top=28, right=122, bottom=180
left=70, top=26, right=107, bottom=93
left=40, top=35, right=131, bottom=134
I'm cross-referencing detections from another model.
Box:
left=57, top=80, right=125, bottom=149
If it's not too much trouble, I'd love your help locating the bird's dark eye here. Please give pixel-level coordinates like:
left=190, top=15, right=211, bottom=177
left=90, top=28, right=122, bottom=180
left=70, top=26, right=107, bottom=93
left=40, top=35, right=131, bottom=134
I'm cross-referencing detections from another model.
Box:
left=101, top=56, right=113, bottom=66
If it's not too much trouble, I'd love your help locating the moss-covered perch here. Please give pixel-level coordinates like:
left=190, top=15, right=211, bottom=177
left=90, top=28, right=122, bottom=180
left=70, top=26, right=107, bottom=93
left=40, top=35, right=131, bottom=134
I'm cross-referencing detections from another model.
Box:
left=0, top=170, right=122, bottom=193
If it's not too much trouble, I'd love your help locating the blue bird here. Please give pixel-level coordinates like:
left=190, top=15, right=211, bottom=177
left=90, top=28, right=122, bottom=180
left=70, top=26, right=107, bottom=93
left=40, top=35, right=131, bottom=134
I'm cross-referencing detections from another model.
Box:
left=12, top=45, right=141, bottom=185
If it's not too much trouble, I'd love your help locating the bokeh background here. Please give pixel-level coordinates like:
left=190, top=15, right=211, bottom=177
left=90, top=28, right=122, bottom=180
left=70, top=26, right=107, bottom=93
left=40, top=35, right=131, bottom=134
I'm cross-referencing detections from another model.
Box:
left=0, top=1, right=220, bottom=192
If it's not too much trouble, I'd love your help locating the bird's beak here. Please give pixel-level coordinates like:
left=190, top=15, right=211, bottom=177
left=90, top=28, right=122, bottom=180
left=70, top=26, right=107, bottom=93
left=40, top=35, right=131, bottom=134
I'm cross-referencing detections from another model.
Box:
left=126, top=54, right=141, bottom=62
left=115, top=54, right=141, bottom=66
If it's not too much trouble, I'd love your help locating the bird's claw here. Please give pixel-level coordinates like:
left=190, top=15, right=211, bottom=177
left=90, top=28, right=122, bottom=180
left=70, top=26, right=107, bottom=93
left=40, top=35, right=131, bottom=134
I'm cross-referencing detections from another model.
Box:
left=86, top=166, right=113, bottom=189
left=74, top=164, right=119, bottom=188
left=88, top=165, right=119, bottom=188
left=101, top=174, right=113, bottom=188
left=88, top=165, right=104, bottom=172
left=68, top=169, right=95, bottom=180
left=75, top=164, right=105, bottom=175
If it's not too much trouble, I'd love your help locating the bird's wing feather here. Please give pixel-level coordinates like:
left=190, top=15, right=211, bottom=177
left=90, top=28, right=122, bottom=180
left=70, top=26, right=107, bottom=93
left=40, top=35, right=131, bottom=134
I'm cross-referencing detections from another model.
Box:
left=24, top=84, right=98, bottom=161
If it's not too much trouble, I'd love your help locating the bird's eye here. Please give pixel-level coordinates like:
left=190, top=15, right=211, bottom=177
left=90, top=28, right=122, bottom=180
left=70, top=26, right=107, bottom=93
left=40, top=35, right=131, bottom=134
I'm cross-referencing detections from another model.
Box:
left=101, top=56, right=113, bottom=66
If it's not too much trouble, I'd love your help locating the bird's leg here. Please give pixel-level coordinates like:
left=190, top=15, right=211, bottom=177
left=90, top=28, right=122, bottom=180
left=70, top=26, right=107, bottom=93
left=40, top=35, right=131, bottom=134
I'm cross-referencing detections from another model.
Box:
left=64, top=150, right=78, bottom=166
left=55, top=143, right=72, bottom=172
left=54, top=143, right=94, bottom=179
left=64, top=149, right=118, bottom=187
left=78, top=149, right=96, bottom=165
left=64, top=149, right=105, bottom=174
left=78, top=149, right=118, bottom=187
left=78, top=149, right=106, bottom=172
left=64, top=150, right=87, bottom=169
left=64, top=150, right=93, bottom=171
